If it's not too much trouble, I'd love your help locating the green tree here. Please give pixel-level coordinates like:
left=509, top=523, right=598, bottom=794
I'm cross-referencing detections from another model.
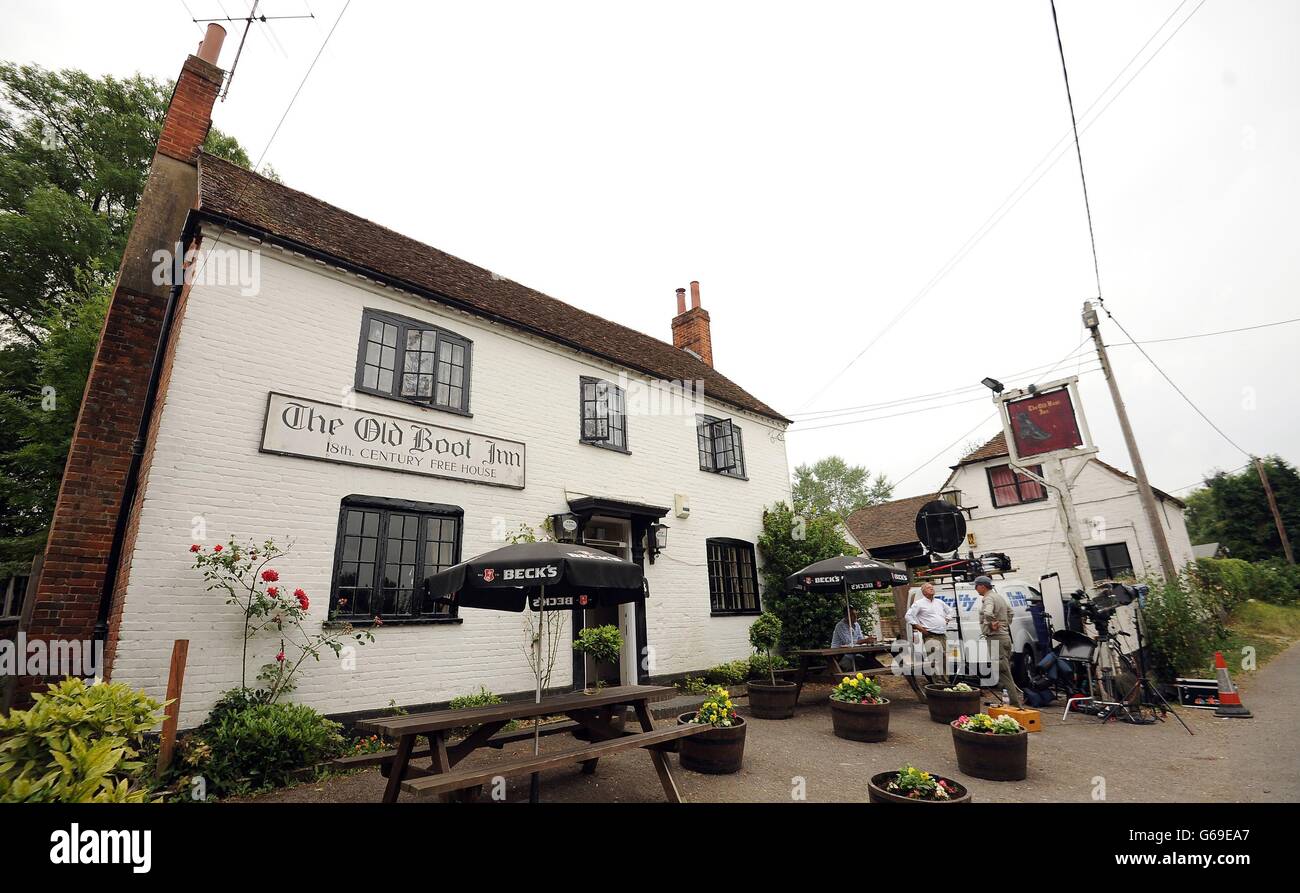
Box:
left=0, top=62, right=258, bottom=571
left=1184, top=457, right=1300, bottom=563
left=757, top=501, right=869, bottom=652
left=791, top=455, right=893, bottom=521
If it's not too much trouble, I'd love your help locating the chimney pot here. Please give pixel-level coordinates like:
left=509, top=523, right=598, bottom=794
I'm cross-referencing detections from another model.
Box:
left=690, top=280, right=701, bottom=309
left=197, top=23, right=226, bottom=65
left=671, top=279, right=714, bottom=367
left=675, top=287, right=686, bottom=315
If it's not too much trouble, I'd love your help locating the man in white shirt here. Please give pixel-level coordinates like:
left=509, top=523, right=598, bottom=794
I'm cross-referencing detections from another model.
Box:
left=905, top=582, right=953, bottom=676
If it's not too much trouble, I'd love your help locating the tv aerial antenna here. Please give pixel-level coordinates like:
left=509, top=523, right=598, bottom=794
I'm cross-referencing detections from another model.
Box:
left=189, top=1, right=318, bottom=100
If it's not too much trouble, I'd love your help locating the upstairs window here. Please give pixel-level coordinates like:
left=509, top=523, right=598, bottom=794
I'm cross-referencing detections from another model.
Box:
left=356, top=309, right=472, bottom=414
left=987, top=463, right=1047, bottom=508
left=697, top=415, right=746, bottom=478
left=579, top=377, right=628, bottom=451
left=706, top=538, right=760, bottom=615
left=330, top=496, right=463, bottom=623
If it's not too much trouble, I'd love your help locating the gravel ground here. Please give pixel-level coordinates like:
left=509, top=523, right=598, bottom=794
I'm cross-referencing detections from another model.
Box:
left=241, top=642, right=1298, bottom=804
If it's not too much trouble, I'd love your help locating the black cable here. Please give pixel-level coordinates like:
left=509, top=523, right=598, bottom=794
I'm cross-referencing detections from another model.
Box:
left=1050, top=0, right=1103, bottom=300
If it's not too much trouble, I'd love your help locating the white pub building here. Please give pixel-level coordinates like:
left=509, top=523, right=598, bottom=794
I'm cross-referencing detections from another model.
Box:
left=25, top=30, right=791, bottom=727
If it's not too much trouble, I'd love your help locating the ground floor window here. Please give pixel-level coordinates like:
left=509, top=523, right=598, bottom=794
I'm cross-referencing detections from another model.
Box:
left=330, top=496, right=463, bottom=621
left=1086, top=541, right=1134, bottom=582
left=706, top=538, right=759, bottom=615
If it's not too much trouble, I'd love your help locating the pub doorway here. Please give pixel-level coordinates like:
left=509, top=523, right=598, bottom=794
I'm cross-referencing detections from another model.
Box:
left=574, top=516, right=633, bottom=688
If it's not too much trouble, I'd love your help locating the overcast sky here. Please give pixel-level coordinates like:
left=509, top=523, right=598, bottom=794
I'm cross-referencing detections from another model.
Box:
left=3, top=0, right=1296, bottom=502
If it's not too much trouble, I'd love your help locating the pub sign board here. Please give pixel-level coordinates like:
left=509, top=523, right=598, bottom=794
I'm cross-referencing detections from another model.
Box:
left=260, top=392, right=526, bottom=489
left=1003, top=387, right=1084, bottom=459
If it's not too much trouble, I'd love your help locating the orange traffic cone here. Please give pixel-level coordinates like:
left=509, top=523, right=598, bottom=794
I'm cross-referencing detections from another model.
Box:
left=1212, top=651, right=1252, bottom=719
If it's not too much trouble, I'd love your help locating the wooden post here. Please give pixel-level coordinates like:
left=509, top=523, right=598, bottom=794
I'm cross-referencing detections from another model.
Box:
left=1255, top=457, right=1296, bottom=565
left=156, top=639, right=189, bottom=775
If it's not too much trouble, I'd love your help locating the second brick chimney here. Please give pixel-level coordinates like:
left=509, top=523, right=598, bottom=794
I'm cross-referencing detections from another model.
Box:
left=671, top=280, right=713, bottom=367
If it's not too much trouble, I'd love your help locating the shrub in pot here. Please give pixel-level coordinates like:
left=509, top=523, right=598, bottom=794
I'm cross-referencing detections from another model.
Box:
left=678, top=686, right=746, bottom=774
left=829, top=672, right=890, bottom=742
left=572, top=624, right=623, bottom=692
left=868, top=764, right=971, bottom=804
left=925, top=681, right=982, bottom=724
left=746, top=612, right=798, bottom=719
left=950, top=712, right=1028, bottom=781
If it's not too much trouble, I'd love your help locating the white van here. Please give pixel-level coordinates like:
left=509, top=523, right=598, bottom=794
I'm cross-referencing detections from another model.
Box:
left=904, top=577, right=1063, bottom=682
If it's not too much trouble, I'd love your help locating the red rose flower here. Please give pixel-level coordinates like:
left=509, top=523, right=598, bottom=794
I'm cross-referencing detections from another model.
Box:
left=295, top=589, right=309, bottom=611
left=213, top=544, right=223, bottom=552
left=267, top=586, right=279, bottom=597
left=189, top=544, right=201, bottom=553
left=261, top=569, right=279, bottom=582
left=276, top=650, right=285, bottom=663
left=374, top=615, right=384, bottom=626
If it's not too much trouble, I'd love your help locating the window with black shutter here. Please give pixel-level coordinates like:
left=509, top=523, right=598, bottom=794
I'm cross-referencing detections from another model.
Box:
left=579, top=377, right=628, bottom=451
left=355, top=309, right=472, bottom=414
left=330, top=496, right=463, bottom=623
left=696, top=415, right=746, bottom=478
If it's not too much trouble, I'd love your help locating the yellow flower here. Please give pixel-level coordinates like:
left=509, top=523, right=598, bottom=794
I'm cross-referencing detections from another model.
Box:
left=842, top=676, right=851, bottom=685
left=856, top=672, right=864, bottom=679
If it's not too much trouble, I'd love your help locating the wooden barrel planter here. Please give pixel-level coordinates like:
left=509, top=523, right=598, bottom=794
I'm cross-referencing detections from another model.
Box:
left=829, top=698, right=890, bottom=742
left=867, top=771, right=972, bottom=804
left=746, top=681, right=798, bottom=719
left=677, top=714, right=746, bottom=774
left=950, top=723, right=1028, bottom=781
left=924, top=684, right=982, bottom=724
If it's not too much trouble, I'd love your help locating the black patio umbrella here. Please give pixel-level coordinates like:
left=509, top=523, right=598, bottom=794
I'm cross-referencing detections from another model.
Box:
left=423, top=541, right=645, bottom=799
left=784, top=556, right=910, bottom=643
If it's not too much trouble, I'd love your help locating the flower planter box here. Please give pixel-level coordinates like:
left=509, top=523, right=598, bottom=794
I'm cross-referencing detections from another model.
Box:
left=677, top=713, right=746, bottom=774
left=867, top=771, right=972, bottom=804
left=746, top=680, right=798, bottom=719
left=924, top=684, right=982, bottom=725
left=950, top=722, right=1028, bottom=781
left=830, top=698, right=890, bottom=742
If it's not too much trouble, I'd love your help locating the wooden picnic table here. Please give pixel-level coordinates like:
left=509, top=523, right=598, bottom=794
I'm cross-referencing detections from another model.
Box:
left=353, top=684, right=708, bottom=803
left=789, top=643, right=925, bottom=705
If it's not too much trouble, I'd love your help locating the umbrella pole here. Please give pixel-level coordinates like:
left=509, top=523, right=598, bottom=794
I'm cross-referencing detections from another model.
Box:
left=529, top=584, right=544, bottom=804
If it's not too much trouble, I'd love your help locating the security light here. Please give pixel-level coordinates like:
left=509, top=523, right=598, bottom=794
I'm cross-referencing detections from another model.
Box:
left=981, top=377, right=1004, bottom=394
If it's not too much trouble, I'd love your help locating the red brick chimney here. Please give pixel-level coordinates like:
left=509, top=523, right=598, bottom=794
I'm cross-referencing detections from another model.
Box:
left=671, top=280, right=713, bottom=367
left=19, top=28, right=227, bottom=699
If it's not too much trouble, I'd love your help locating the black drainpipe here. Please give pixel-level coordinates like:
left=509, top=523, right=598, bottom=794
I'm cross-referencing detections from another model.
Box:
left=95, top=219, right=199, bottom=645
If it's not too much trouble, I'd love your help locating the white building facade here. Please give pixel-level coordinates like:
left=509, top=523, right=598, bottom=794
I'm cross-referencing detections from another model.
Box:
left=104, top=193, right=789, bottom=729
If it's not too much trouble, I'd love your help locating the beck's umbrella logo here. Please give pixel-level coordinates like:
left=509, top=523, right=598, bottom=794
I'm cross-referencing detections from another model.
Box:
left=579, top=594, right=589, bottom=606
left=482, top=568, right=495, bottom=582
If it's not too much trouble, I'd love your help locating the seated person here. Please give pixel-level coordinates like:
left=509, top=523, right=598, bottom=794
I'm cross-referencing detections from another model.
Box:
left=830, top=607, right=872, bottom=672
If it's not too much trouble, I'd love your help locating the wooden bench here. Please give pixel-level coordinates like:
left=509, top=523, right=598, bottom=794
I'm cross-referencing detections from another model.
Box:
left=331, top=720, right=581, bottom=772
left=401, top=723, right=712, bottom=799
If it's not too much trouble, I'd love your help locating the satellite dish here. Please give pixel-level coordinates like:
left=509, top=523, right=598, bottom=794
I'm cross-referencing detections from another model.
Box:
left=915, top=500, right=967, bottom=555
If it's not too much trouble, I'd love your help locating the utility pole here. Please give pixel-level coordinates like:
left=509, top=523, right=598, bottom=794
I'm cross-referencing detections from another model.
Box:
left=1254, top=456, right=1296, bottom=564
left=1082, top=302, right=1180, bottom=582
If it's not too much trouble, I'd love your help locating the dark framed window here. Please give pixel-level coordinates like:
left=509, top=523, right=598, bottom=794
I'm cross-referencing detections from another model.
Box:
left=1, top=575, right=28, bottom=618
left=330, top=495, right=463, bottom=623
left=697, top=415, right=746, bottom=478
left=706, top=538, right=760, bottom=615
left=355, top=309, right=472, bottom=414
left=987, top=463, right=1047, bottom=507
left=1086, top=542, right=1134, bottom=582
left=580, top=377, right=627, bottom=451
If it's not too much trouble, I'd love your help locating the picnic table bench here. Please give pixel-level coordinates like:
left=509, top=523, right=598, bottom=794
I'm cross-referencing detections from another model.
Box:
left=789, top=643, right=925, bottom=705
left=349, top=684, right=708, bottom=803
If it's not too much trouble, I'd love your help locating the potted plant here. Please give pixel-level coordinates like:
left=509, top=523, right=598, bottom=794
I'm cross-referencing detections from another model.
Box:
left=678, top=686, right=746, bottom=774
left=572, top=624, right=623, bottom=693
left=829, top=672, right=890, bottom=742
left=950, top=713, right=1028, bottom=781
left=924, top=680, right=982, bottom=725
left=746, top=612, right=798, bottom=719
left=868, top=764, right=972, bottom=804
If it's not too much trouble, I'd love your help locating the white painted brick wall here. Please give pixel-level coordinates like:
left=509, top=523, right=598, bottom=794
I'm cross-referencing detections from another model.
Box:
left=112, top=231, right=791, bottom=727
left=952, top=456, right=1197, bottom=595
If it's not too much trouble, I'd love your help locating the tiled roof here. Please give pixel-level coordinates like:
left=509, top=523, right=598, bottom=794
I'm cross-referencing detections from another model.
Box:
left=846, top=493, right=939, bottom=551
left=195, top=153, right=788, bottom=423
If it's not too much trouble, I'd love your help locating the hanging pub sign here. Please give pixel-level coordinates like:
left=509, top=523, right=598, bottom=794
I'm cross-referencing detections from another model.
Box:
left=260, top=392, right=526, bottom=489
left=1003, top=386, right=1084, bottom=459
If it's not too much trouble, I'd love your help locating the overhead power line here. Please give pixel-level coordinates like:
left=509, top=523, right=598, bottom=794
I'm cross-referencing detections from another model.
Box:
left=795, top=0, right=1207, bottom=413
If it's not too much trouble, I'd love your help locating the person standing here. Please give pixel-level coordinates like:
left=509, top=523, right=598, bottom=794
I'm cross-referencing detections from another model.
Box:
left=905, top=582, right=952, bottom=677
left=975, top=575, right=1022, bottom=707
